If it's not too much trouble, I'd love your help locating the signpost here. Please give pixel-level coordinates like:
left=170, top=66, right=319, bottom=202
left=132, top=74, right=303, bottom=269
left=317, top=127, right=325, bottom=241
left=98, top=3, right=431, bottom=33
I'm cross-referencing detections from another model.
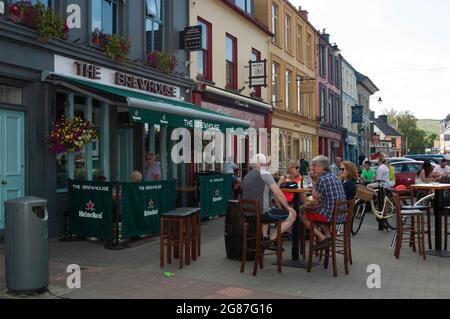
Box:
left=352, top=105, right=364, bottom=124
left=248, top=59, right=268, bottom=88
left=181, top=25, right=202, bottom=52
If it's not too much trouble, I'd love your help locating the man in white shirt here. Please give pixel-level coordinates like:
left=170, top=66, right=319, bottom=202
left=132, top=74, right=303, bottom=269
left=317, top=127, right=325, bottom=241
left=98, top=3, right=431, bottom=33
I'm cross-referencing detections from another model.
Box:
left=432, top=159, right=450, bottom=178
left=368, top=158, right=393, bottom=188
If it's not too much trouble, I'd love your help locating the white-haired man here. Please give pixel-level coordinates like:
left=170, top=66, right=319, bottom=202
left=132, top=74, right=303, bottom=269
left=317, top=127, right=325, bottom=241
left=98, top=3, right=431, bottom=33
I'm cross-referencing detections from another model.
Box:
left=242, top=154, right=296, bottom=250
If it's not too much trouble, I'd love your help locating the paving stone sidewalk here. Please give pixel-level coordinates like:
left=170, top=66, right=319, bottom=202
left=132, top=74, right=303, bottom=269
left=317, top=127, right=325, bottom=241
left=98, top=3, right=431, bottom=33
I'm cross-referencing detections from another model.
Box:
left=1, top=214, right=450, bottom=299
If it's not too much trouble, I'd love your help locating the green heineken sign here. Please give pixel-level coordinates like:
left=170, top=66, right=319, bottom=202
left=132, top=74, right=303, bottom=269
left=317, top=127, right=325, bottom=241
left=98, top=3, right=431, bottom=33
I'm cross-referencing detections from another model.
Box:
left=121, top=180, right=176, bottom=238
left=198, top=174, right=232, bottom=218
left=68, top=180, right=113, bottom=240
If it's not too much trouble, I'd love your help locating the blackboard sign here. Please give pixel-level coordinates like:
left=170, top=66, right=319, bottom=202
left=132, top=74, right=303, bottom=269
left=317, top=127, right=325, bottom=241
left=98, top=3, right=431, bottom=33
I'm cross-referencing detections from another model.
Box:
left=352, top=105, right=363, bottom=123
left=183, top=25, right=202, bottom=52
left=248, top=59, right=268, bottom=88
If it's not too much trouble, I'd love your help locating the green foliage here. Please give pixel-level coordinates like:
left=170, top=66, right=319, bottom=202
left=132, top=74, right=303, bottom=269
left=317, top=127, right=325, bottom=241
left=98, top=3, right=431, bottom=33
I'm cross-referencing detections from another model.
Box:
left=390, top=111, right=427, bottom=154
left=37, top=6, right=67, bottom=42
left=103, top=34, right=131, bottom=62
left=147, top=51, right=177, bottom=74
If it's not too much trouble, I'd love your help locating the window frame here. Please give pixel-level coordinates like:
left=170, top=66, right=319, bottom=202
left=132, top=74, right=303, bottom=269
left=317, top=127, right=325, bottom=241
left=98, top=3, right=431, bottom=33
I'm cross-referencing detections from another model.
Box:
left=197, top=17, right=213, bottom=81
left=306, top=33, right=312, bottom=66
left=145, top=0, right=164, bottom=53
left=225, top=33, right=238, bottom=90
left=285, top=68, right=293, bottom=112
left=285, top=14, right=291, bottom=53
left=272, top=61, right=280, bottom=108
left=296, top=23, right=303, bottom=61
left=271, top=2, right=279, bottom=44
left=90, top=0, right=119, bottom=35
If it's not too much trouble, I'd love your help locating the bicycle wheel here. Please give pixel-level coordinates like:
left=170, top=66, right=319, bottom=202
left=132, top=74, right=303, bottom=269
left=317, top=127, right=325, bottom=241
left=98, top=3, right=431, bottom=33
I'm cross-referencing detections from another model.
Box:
left=384, top=197, right=397, bottom=230
left=351, top=200, right=367, bottom=235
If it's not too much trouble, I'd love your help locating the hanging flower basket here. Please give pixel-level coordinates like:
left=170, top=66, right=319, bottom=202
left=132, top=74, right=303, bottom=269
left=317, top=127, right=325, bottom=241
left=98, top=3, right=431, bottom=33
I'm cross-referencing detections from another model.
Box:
left=91, top=28, right=131, bottom=62
left=48, top=116, right=98, bottom=154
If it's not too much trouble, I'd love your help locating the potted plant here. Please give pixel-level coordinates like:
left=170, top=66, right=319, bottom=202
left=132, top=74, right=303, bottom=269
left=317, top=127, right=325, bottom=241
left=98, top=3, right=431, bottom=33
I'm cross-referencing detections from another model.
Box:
left=8, top=1, right=68, bottom=41
left=147, top=51, right=177, bottom=74
left=104, top=34, right=131, bottom=62
left=91, top=27, right=107, bottom=46
left=48, top=116, right=98, bottom=154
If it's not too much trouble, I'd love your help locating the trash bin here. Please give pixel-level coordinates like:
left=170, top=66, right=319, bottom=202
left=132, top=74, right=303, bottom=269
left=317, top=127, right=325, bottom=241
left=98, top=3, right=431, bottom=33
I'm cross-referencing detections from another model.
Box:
left=4, top=197, right=49, bottom=293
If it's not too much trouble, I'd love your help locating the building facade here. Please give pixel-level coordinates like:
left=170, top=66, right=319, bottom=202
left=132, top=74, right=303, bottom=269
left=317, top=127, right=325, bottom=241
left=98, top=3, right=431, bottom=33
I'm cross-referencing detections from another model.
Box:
left=356, top=71, right=379, bottom=158
left=371, top=115, right=402, bottom=157
left=0, top=0, right=247, bottom=237
left=255, top=0, right=319, bottom=174
left=341, top=57, right=359, bottom=164
left=440, top=118, right=450, bottom=155
left=316, top=30, right=343, bottom=162
left=189, top=0, right=273, bottom=175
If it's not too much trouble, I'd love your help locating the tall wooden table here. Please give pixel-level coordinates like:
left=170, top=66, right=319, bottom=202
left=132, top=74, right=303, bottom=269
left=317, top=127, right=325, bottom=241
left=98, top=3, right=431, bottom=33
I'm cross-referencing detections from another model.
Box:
left=410, top=183, right=450, bottom=257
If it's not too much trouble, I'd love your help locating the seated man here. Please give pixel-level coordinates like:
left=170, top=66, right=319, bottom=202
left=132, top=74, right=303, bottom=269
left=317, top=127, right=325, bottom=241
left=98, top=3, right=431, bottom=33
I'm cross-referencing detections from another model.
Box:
left=300, top=156, right=346, bottom=249
left=432, top=159, right=450, bottom=179
left=242, top=154, right=296, bottom=250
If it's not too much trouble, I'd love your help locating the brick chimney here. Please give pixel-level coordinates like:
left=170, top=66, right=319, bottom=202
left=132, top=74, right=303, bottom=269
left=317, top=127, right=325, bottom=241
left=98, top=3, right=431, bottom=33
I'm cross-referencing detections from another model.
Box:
left=298, top=6, right=309, bottom=20
left=320, top=29, right=330, bottom=43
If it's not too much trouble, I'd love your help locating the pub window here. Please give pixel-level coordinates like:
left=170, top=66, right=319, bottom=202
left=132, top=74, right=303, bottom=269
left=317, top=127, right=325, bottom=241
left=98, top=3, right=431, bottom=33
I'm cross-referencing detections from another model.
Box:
left=55, top=92, right=108, bottom=192
left=146, top=0, right=164, bottom=52
left=225, top=33, right=237, bottom=90
left=197, top=17, right=212, bottom=81
left=0, top=84, right=23, bottom=105
left=91, top=0, right=118, bottom=35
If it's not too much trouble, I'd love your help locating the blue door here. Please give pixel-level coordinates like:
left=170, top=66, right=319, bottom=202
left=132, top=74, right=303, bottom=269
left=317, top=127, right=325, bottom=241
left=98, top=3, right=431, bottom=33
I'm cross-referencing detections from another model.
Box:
left=117, top=128, right=134, bottom=182
left=0, top=110, right=25, bottom=230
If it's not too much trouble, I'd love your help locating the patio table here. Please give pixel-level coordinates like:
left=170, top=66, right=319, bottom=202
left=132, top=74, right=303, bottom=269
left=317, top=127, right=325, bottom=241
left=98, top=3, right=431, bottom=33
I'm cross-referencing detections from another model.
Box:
left=410, top=183, right=450, bottom=257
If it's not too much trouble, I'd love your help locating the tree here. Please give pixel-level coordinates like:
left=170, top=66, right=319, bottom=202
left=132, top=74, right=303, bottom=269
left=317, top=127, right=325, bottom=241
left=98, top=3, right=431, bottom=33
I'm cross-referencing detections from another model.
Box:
left=392, top=111, right=427, bottom=154
left=446, top=113, right=450, bottom=122
left=425, top=133, right=438, bottom=149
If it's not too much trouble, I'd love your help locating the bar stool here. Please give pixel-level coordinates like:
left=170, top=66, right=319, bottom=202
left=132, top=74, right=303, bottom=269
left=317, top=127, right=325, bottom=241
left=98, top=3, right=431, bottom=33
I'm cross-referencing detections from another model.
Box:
left=392, top=193, right=426, bottom=260
left=307, top=200, right=355, bottom=277
left=160, top=208, right=201, bottom=269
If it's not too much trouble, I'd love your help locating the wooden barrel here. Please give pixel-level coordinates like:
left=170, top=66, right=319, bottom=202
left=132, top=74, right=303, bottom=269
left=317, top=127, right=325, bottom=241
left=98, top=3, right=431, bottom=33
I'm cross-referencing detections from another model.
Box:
left=225, top=200, right=255, bottom=261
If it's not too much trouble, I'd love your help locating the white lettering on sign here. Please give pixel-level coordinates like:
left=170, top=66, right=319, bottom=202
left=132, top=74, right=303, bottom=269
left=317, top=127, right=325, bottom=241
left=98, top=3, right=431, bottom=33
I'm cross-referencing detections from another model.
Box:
left=138, top=185, right=163, bottom=191
left=366, top=264, right=381, bottom=289
left=0, top=1, right=5, bottom=15
left=66, top=4, right=81, bottom=29
left=78, top=211, right=103, bottom=219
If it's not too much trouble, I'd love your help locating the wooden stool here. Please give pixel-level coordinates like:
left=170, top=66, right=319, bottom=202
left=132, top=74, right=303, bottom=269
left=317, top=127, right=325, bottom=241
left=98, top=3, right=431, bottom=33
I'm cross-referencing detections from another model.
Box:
left=307, top=200, right=355, bottom=277
left=392, top=193, right=426, bottom=260
left=239, top=199, right=284, bottom=276
left=160, top=208, right=201, bottom=269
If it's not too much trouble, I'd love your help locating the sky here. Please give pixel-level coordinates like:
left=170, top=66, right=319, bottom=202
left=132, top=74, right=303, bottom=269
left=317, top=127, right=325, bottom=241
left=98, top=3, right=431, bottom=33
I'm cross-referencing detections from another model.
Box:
left=291, top=0, right=450, bottom=120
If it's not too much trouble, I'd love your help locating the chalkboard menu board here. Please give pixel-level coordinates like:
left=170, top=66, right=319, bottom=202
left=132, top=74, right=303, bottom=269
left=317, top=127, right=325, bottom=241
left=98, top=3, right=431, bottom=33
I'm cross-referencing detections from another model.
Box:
left=183, top=25, right=202, bottom=52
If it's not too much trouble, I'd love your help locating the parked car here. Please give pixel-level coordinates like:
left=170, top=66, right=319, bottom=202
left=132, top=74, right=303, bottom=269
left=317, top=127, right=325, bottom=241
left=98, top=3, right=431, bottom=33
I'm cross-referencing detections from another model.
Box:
left=387, top=157, right=414, bottom=164
left=391, top=160, right=437, bottom=187
left=406, top=154, right=450, bottom=165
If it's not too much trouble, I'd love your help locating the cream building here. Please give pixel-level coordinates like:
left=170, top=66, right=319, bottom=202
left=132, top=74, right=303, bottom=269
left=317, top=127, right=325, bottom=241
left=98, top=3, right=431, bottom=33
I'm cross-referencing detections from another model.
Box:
left=255, top=0, right=319, bottom=174
left=189, top=0, right=274, bottom=174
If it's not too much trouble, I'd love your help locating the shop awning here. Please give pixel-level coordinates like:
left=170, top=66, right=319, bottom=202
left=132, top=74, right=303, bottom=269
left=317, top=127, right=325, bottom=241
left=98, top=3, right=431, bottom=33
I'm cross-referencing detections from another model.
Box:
left=43, top=73, right=250, bottom=131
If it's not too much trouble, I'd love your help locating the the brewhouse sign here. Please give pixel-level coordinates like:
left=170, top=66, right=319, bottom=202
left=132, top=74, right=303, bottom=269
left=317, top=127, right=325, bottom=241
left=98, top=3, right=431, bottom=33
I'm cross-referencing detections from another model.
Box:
left=54, top=55, right=180, bottom=98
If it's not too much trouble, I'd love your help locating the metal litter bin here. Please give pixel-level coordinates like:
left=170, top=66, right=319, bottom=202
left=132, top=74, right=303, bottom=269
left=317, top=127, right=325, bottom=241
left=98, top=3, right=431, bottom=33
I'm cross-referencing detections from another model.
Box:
left=4, top=197, right=49, bottom=292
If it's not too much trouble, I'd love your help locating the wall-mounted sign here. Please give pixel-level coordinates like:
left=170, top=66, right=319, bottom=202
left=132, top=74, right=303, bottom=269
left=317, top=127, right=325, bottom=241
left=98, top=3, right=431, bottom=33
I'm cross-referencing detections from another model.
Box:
left=54, top=55, right=180, bottom=98
left=248, top=59, right=268, bottom=88
left=180, top=25, right=202, bottom=52
left=300, top=81, right=315, bottom=94
left=0, top=1, right=5, bottom=15
left=352, top=105, right=364, bottom=124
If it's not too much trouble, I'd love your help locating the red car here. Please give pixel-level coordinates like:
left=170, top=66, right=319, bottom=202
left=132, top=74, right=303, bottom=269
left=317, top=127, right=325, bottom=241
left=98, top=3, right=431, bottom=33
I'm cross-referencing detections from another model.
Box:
left=391, top=161, right=437, bottom=188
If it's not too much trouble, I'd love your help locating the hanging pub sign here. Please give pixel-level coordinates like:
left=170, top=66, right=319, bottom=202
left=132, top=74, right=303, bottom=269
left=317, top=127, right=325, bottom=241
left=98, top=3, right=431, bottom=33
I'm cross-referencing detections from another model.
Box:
left=180, top=25, right=203, bottom=52
left=352, top=105, right=364, bottom=124
left=248, top=59, right=268, bottom=88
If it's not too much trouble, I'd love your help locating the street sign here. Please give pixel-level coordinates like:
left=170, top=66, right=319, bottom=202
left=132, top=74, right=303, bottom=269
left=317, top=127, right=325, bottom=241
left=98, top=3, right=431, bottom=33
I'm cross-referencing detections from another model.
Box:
left=183, top=25, right=202, bottom=52
left=352, top=105, right=363, bottom=123
left=248, top=59, right=268, bottom=88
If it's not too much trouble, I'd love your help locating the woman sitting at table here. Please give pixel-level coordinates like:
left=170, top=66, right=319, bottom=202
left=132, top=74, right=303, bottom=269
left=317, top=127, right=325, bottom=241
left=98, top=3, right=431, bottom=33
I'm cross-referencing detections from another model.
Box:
left=416, top=160, right=434, bottom=184
left=340, top=161, right=357, bottom=200
left=276, top=161, right=305, bottom=206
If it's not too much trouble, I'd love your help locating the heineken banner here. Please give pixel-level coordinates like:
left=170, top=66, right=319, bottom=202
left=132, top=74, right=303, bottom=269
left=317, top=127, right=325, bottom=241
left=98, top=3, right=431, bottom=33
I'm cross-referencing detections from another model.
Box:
left=198, top=174, right=232, bottom=218
left=121, top=180, right=176, bottom=239
left=68, top=180, right=114, bottom=240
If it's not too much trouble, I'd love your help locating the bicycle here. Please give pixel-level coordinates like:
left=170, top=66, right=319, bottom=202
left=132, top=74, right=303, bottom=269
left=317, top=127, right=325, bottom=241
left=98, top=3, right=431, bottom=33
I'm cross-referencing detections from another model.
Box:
left=351, top=182, right=397, bottom=235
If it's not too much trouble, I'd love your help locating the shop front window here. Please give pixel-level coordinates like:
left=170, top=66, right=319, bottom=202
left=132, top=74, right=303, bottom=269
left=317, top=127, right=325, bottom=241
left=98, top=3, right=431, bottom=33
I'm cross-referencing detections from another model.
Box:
left=0, top=84, right=23, bottom=105
left=55, top=92, right=108, bottom=192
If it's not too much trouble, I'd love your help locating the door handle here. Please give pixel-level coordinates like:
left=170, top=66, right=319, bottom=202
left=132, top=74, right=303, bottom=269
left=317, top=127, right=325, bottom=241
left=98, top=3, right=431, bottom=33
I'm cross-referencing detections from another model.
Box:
left=1, top=180, right=7, bottom=185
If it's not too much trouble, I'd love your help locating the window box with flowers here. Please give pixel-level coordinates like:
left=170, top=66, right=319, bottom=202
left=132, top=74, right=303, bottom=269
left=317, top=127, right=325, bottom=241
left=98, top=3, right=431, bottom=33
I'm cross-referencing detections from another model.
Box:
left=146, top=51, right=177, bottom=74
left=48, top=116, right=98, bottom=154
left=91, top=28, right=131, bottom=63
left=8, top=1, right=68, bottom=42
